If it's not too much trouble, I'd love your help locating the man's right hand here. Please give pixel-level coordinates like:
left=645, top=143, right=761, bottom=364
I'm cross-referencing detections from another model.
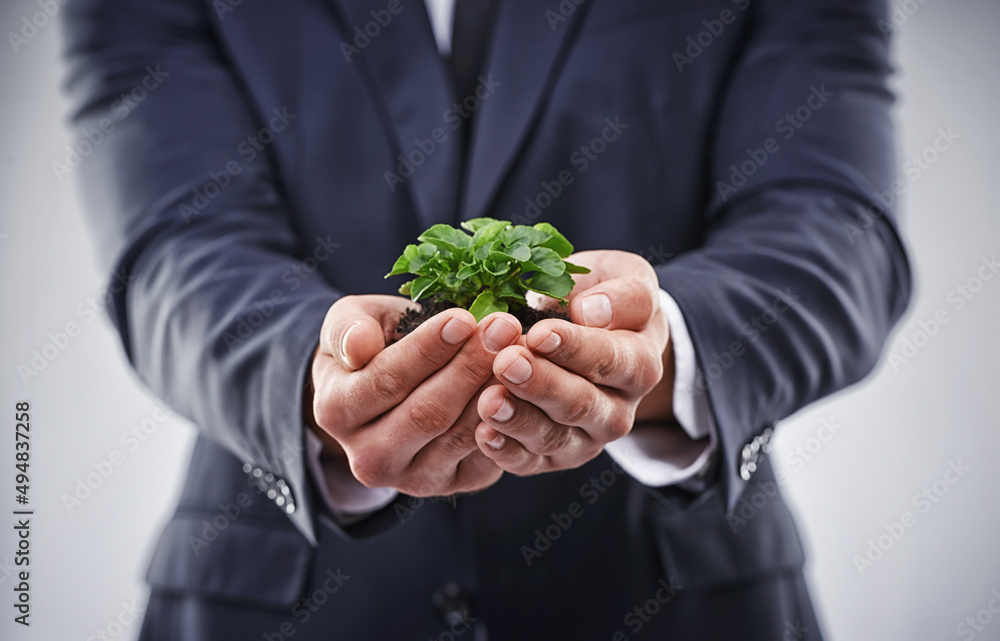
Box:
left=308, top=295, right=522, bottom=497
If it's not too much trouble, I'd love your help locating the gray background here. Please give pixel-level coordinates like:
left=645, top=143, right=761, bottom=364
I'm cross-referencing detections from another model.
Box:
left=1, top=1, right=997, bottom=639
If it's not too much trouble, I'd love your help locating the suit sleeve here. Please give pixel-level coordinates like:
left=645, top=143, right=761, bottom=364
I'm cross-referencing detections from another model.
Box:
left=655, top=0, right=912, bottom=511
left=62, top=0, right=337, bottom=543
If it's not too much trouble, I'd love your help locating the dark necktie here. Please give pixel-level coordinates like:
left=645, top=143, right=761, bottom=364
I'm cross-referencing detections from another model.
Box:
left=449, top=0, right=499, bottom=102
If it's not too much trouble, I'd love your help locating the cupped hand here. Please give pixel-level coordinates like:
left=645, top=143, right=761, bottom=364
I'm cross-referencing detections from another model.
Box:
left=308, top=295, right=523, bottom=496
left=474, top=250, right=674, bottom=475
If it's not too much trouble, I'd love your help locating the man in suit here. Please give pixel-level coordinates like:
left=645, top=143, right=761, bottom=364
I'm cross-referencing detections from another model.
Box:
left=63, top=0, right=910, bottom=638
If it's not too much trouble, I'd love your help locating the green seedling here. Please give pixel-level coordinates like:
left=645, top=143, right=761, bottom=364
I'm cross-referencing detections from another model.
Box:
left=386, top=218, right=590, bottom=322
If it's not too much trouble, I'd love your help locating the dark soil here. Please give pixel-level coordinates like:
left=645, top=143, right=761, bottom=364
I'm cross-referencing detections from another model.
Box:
left=394, top=295, right=569, bottom=340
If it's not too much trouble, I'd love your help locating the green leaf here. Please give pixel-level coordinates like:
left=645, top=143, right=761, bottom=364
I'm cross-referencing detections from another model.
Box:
left=502, top=226, right=549, bottom=248
left=425, top=282, right=447, bottom=300
left=534, top=222, right=574, bottom=257
left=385, top=244, right=418, bottom=277
left=436, top=249, right=461, bottom=272
left=498, top=242, right=531, bottom=262
left=471, top=220, right=509, bottom=248
left=460, top=217, right=502, bottom=233
left=456, top=262, right=480, bottom=281
left=485, top=253, right=512, bottom=276
left=410, top=275, right=437, bottom=301
left=473, top=243, right=492, bottom=261
left=468, top=291, right=508, bottom=322
left=398, top=280, right=414, bottom=296
left=495, top=280, right=527, bottom=303
left=525, top=271, right=575, bottom=299
left=525, top=247, right=566, bottom=277
left=409, top=242, right=439, bottom=272
left=418, top=224, right=472, bottom=254
left=563, top=261, right=591, bottom=274
left=407, top=255, right=430, bottom=274
left=386, top=255, right=410, bottom=278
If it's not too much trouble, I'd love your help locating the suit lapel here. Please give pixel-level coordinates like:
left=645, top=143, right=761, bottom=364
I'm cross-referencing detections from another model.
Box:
left=326, top=0, right=460, bottom=229
left=461, top=0, right=593, bottom=220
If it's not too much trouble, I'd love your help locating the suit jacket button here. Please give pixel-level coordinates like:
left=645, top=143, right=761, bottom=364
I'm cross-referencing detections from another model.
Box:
left=432, top=582, right=473, bottom=628
left=739, top=444, right=758, bottom=481
left=761, top=427, right=774, bottom=453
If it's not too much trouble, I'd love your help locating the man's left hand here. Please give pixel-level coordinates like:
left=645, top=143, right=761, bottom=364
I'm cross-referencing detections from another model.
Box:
left=474, top=250, right=674, bottom=475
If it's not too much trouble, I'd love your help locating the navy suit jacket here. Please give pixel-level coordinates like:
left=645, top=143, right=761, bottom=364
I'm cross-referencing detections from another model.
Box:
left=64, top=0, right=910, bottom=638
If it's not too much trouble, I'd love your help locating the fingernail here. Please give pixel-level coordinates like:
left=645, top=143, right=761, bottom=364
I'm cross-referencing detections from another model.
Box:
left=582, top=294, right=612, bottom=327
left=534, top=331, right=561, bottom=354
left=484, top=318, right=519, bottom=352
left=501, top=355, right=532, bottom=385
left=341, top=321, right=359, bottom=358
left=486, top=433, right=506, bottom=450
left=441, top=317, right=474, bottom=345
left=490, top=397, right=515, bottom=422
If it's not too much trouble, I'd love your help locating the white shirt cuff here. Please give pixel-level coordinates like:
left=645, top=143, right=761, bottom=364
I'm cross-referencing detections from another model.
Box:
left=602, top=289, right=717, bottom=488
left=304, top=428, right=398, bottom=525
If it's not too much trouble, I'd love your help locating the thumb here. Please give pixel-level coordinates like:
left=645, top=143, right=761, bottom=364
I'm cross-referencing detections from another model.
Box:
left=335, top=317, right=385, bottom=371
left=568, top=277, right=658, bottom=331
left=319, top=295, right=410, bottom=371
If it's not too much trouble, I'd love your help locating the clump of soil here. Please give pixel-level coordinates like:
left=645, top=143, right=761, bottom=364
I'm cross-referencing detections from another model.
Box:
left=395, top=297, right=459, bottom=337
left=394, top=295, right=569, bottom=339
